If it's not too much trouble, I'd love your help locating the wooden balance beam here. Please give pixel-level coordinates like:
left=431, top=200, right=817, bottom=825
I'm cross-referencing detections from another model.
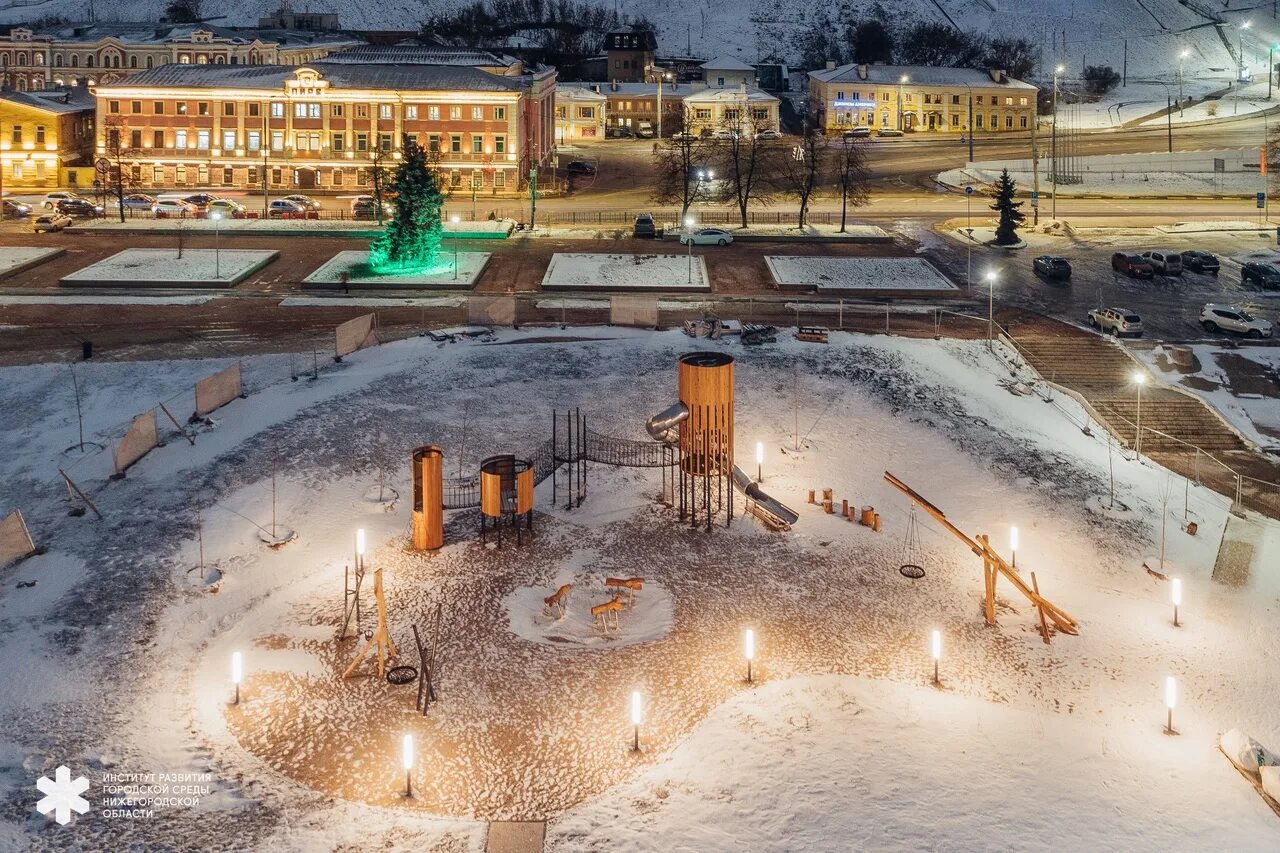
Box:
left=883, top=471, right=1079, bottom=636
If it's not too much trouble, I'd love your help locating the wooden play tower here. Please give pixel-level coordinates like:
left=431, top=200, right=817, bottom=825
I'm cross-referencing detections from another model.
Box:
left=480, top=454, right=535, bottom=545
left=677, top=351, right=735, bottom=529
left=411, top=445, right=444, bottom=551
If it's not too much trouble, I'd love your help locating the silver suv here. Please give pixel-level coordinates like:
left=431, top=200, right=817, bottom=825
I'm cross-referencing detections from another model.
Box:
left=1141, top=250, right=1183, bottom=275
left=1200, top=303, right=1272, bottom=338
left=1088, top=306, right=1144, bottom=337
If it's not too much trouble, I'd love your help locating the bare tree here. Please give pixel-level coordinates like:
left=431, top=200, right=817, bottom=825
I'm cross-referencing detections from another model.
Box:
left=101, top=115, right=138, bottom=223
left=651, top=106, right=712, bottom=220
left=776, top=129, right=825, bottom=229
left=832, top=134, right=870, bottom=232
left=714, top=109, right=775, bottom=228
left=368, top=144, right=393, bottom=226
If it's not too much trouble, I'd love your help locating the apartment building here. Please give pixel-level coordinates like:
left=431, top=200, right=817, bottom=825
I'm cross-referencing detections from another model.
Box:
left=0, top=83, right=95, bottom=189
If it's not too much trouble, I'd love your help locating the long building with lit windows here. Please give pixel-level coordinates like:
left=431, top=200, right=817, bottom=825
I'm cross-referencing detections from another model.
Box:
left=90, top=62, right=557, bottom=195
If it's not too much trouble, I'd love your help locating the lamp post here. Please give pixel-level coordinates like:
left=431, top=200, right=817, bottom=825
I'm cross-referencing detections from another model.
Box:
left=630, top=690, right=642, bottom=751
left=1271, top=43, right=1279, bottom=100
left=1164, top=676, right=1177, bottom=735
left=1178, top=49, right=1189, bottom=115
left=451, top=214, right=461, bottom=280
left=930, top=629, right=941, bottom=685
left=744, top=628, right=755, bottom=683
left=985, top=269, right=998, bottom=349
left=1240, top=20, right=1252, bottom=87
left=755, top=441, right=764, bottom=482
left=210, top=210, right=221, bottom=279
left=402, top=733, right=414, bottom=797
left=231, top=651, right=242, bottom=705
left=1171, top=577, right=1182, bottom=627
left=1132, top=372, right=1147, bottom=455
left=685, top=215, right=695, bottom=284
left=1052, top=65, right=1063, bottom=222
left=897, top=75, right=909, bottom=132
left=1010, top=525, right=1019, bottom=569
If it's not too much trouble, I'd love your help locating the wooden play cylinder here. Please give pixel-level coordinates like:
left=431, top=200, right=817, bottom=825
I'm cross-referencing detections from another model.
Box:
left=411, top=445, right=444, bottom=550
left=480, top=454, right=518, bottom=518
left=823, top=499, right=833, bottom=514
left=822, top=488, right=833, bottom=502
left=872, top=512, right=881, bottom=533
left=807, top=489, right=816, bottom=504
left=677, top=352, right=735, bottom=476
left=516, top=466, right=534, bottom=514
left=841, top=499, right=849, bottom=517
left=859, top=505, right=875, bottom=526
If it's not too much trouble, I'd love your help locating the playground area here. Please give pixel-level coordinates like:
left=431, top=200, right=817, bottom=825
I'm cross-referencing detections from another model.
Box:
left=3, top=327, right=1280, bottom=848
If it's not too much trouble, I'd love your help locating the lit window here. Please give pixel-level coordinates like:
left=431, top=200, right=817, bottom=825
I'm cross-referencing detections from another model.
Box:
left=449, top=106, right=461, bottom=120
left=405, top=105, right=418, bottom=120
left=247, top=130, right=260, bottom=151
left=270, top=102, right=284, bottom=118
left=175, top=129, right=188, bottom=148
left=472, top=106, right=482, bottom=120
left=223, top=130, right=236, bottom=149
left=428, top=105, right=439, bottom=121
left=379, top=104, right=392, bottom=120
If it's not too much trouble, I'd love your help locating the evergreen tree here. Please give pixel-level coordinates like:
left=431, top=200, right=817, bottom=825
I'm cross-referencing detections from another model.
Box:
left=989, top=169, right=1024, bottom=246
left=368, top=135, right=445, bottom=273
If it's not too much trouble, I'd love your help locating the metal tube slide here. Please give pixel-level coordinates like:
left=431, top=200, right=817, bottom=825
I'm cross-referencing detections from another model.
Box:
left=646, top=401, right=688, bottom=444
left=731, top=464, right=800, bottom=528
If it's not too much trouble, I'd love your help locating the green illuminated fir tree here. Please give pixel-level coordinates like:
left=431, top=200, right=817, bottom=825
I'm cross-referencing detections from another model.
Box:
left=368, top=135, right=445, bottom=273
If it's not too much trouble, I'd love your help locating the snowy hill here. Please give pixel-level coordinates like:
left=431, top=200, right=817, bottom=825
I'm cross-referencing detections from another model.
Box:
left=0, top=0, right=1273, bottom=81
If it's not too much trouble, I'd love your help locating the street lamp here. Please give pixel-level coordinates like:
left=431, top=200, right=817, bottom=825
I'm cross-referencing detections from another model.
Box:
left=1270, top=43, right=1279, bottom=100
left=1052, top=65, right=1063, bottom=222
left=985, top=269, right=998, bottom=348
left=684, top=215, right=695, bottom=284
left=450, top=214, right=461, bottom=280
left=1178, top=49, right=1190, bottom=114
left=1240, top=20, right=1252, bottom=86
left=1132, top=371, right=1147, bottom=455
left=897, top=75, right=909, bottom=132
left=210, top=211, right=222, bottom=279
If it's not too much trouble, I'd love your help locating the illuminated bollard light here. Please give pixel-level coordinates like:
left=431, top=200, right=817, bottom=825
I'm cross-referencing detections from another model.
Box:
left=1171, top=578, right=1182, bottom=628
left=403, top=733, right=414, bottom=797
left=931, top=629, right=941, bottom=686
left=630, top=691, right=642, bottom=752
left=744, top=629, right=755, bottom=683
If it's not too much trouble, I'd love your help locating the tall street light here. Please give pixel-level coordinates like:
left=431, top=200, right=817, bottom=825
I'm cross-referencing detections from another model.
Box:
left=1052, top=65, right=1063, bottom=222
left=684, top=215, right=695, bottom=284
left=1132, top=371, right=1147, bottom=455
left=985, top=269, right=998, bottom=349
left=1270, top=43, right=1279, bottom=100
left=210, top=210, right=222, bottom=279
left=1178, top=49, right=1190, bottom=115
left=1240, top=20, right=1252, bottom=84
left=897, top=75, right=909, bottom=132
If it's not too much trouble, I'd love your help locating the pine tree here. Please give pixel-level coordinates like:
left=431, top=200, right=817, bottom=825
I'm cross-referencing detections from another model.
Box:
left=990, top=168, right=1025, bottom=246
left=368, top=135, right=445, bottom=273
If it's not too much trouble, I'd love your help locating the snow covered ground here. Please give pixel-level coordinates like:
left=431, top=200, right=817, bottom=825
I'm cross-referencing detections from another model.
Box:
left=59, top=249, right=279, bottom=287
left=0, top=247, right=63, bottom=279
left=1, top=328, right=1279, bottom=848
left=766, top=256, right=958, bottom=292
left=542, top=253, right=710, bottom=291
left=303, top=250, right=490, bottom=289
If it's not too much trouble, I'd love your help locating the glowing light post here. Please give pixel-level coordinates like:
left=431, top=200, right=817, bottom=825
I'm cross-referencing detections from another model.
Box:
left=630, top=691, right=642, bottom=752
left=930, top=629, right=941, bottom=685
left=1009, top=525, right=1019, bottom=570
left=1132, top=372, right=1147, bottom=456
left=897, top=75, right=909, bottom=132
left=685, top=215, right=695, bottom=284
left=1271, top=43, right=1279, bottom=100
left=744, top=629, right=755, bottom=683
left=1051, top=65, right=1063, bottom=221
left=985, top=270, right=998, bottom=350
left=450, top=215, right=461, bottom=280
left=210, top=211, right=222, bottom=279
left=1171, top=578, right=1182, bottom=627
left=1177, top=49, right=1190, bottom=114
left=755, top=441, right=764, bottom=483
left=1164, top=676, right=1177, bottom=735
left=231, top=651, right=242, bottom=705
left=355, top=527, right=366, bottom=574
left=402, top=733, right=414, bottom=797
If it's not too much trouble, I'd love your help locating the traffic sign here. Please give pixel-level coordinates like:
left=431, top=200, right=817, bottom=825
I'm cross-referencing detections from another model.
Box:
left=964, top=185, right=974, bottom=195
left=1258, top=192, right=1267, bottom=209
left=1030, top=190, right=1039, bottom=207
left=95, top=157, right=110, bottom=173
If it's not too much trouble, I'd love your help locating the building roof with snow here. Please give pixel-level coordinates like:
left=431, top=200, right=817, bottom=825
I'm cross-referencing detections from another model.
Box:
left=809, top=63, right=1037, bottom=91
left=95, top=62, right=547, bottom=93
left=0, top=83, right=94, bottom=113
left=701, top=55, right=755, bottom=72
left=323, top=45, right=525, bottom=74
left=683, top=85, right=779, bottom=105
left=555, top=84, right=608, bottom=103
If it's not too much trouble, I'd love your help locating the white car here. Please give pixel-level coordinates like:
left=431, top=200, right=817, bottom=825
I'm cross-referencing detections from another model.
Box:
left=1088, top=306, right=1143, bottom=337
left=1200, top=303, right=1272, bottom=338
left=1141, top=250, right=1183, bottom=275
left=754, top=129, right=783, bottom=140
left=152, top=198, right=195, bottom=217
left=679, top=227, right=734, bottom=246
left=42, top=191, right=82, bottom=209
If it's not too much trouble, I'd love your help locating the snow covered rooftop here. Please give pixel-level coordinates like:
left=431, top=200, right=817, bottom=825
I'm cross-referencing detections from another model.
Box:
left=684, top=85, right=779, bottom=105
left=701, top=55, right=755, bottom=71
left=810, top=63, right=1038, bottom=91
left=95, top=62, right=539, bottom=93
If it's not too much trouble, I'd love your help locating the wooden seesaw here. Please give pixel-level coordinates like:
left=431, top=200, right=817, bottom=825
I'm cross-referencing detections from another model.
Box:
left=883, top=471, right=1079, bottom=640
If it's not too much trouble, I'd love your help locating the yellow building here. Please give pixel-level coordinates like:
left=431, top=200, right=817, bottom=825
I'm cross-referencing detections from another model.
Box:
left=0, top=84, right=95, bottom=189
left=809, top=63, right=1037, bottom=134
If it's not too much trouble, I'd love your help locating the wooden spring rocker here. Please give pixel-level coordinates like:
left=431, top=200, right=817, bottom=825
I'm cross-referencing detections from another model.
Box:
left=883, top=471, right=1079, bottom=640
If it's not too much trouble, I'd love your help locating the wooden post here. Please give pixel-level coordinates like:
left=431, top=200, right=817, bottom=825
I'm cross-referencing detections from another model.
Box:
left=342, top=567, right=397, bottom=679
left=159, top=402, right=195, bottom=445
left=58, top=469, right=102, bottom=519
left=1031, top=572, right=1051, bottom=644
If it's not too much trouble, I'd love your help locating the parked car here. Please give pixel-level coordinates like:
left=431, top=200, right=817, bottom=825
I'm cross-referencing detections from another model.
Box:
left=281, top=194, right=321, bottom=211
left=712, top=129, right=738, bottom=140
left=2, top=198, right=31, bottom=217
left=1088, top=306, right=1144, bottom=337
left=1141, top=249, right=1183, bottom=275
left=32, top=213, right=72, bottom=232
left=635, top=120, right=655, bottom=139
left=56, top=198, right=102, bottom=217
left=1180, top=250, right=1220, bottom=274
left=152, top=198, right=195, bottom=217
left=350, top=195, right=392, bottom=219
left=842, top=127, right=872, bottom=138
left=41, top=191, right=82, bottom=209
left=120, top=193, right=157, bottom=211
left=606, top=125, right=636, bottom=139
left=680, top=227, right=734, bottom=246
left=1200, top=303, right=1272, bottom=338
left=1111, top=252, right=1154, bottom=279
left=565, top=160, right=596, bottom=176
left=267, top=198, right=307, bottom=219
left=670, top=130, right=696, bottom=141
left=633, top=213, right=656, bottom=239
left=754, top=129, right=782, bottom=140
left=1241, top=262, right=1280, bottom=290
left=206, top=199, right=246, bottom=217
left=1032, top=255, right=1072, bottom=280
left=876, top=128, right=904, bottom=137
left=181, top=193, right=222, bottom=211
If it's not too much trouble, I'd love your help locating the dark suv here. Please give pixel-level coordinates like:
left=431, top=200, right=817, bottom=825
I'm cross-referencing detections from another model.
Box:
left=1180, top=250, right=1219, bottom=274
left=1033, top=255, right=1072, bottom=280
left=1241, top=262, right=1280, bottom=290
left=633, top=213, right=656, bottom=239
left=56, top=198, right=102, bottom=217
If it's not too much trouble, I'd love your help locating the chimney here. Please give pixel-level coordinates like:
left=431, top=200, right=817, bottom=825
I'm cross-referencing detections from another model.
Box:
left=857, top=64, right=867, bottom=80
left=989, top=68, right=1007, bottom=83
left=592, top=83, right=600, bottom=93
left=611, top=79, right=619, bottom=91
left=825, top=60, right=836, bottom=71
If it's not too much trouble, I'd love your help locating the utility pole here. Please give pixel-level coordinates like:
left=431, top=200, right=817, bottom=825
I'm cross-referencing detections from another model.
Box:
left=1030, top=100, right=1040, bottom=226
left=1051, top=66, right=1061, bottom=221
left=528, top=166, right=537, bottom=229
